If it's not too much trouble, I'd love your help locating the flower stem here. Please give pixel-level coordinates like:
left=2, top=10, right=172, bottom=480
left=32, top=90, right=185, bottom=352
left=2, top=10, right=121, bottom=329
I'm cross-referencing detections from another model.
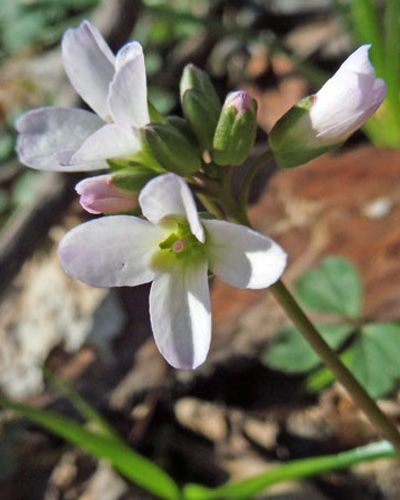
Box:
left=270, top=279, right=400, bottom=457
left=205, top=161, right=400, bottom=455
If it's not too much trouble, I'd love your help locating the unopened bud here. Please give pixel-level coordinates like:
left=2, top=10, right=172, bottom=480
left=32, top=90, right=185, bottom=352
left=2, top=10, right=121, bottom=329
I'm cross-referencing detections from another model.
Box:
left=180, top=64, right=221, bottom=151
left=76, top=174, right=138, bottom=215
left=141, top=123, right=201, bottom=176
left=165, top=116, right=197, bottom=147
left=212, top=91, right=257, bottom=166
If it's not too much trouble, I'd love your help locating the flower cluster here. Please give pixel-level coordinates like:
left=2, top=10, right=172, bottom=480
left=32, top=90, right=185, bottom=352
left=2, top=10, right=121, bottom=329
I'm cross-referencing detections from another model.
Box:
left=15, top=20, right=386, bottom=368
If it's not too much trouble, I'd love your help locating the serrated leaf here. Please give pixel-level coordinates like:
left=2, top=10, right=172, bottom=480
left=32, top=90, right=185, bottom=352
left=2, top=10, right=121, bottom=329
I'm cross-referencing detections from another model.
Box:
left=349, top=321, right=400, bottom=398
left=262, top=323, right=353, bottom=374
left=296, top=256, right=363, bottom=319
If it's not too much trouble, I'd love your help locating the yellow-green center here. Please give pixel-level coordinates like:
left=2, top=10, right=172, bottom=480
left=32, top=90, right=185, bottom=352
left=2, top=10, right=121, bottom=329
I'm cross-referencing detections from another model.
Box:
left=151, top=221, right=206, bottom=271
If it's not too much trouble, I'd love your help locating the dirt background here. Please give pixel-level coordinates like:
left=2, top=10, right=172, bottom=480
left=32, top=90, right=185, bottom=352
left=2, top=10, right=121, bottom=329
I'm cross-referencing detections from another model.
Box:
left=0, top=1, right=399, bottom=499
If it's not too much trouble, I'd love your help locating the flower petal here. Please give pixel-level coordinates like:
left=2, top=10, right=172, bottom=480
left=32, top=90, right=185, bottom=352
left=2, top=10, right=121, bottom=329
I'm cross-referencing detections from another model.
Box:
left=62, top=20, right=115, bottom=120
left=59, top=216, right=168, bottom=287
left=115, top=41, right=145, bottom=71
left=16, top=107, right=107, bottom=171
left=70, top=123, right=142, bottom=164
left=150, top=259, right=211, bottom=369
left=338, top=44, right=374, bottom=76
left=139, top=173, right=204, bottom=242
left=108, top=42, right=149, bottom=127
left=310, top=45, right=387, bottom=142
left=203, top=220, right=287, bottom=289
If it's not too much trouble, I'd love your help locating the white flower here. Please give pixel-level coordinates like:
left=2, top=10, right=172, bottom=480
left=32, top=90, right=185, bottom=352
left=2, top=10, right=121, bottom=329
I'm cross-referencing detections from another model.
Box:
left=58, top=173, right=287, bottom=369
left=16, top=20, right=148, bottom=172
left=269, top=45, right=387, bottom=168
left=309, top=44, right=387, bottom=143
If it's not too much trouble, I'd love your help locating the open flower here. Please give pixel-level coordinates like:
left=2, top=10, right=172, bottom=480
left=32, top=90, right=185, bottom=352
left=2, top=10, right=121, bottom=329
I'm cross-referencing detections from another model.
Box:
left=59, top=173, right=287, bottom=369
left=16, top=20, right=148, bottom=171
left=269, top=45, right=387, bottom=168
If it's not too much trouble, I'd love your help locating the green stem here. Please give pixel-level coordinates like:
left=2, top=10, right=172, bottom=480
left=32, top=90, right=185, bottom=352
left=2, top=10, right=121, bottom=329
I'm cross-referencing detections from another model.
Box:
left=270, top=279, right=400, bottom=457
left=218, top=174, right=400, bottom=455
left=196, top=192, right=225, bottom=220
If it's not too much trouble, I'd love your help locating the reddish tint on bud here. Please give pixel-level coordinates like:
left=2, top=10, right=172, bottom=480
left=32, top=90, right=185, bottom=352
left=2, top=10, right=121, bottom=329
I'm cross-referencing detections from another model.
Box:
left=212, top=90, right=257, bottom=166
left=224, top=90, right=254, bottom=112
left=76, top=174, right=137, bottom=214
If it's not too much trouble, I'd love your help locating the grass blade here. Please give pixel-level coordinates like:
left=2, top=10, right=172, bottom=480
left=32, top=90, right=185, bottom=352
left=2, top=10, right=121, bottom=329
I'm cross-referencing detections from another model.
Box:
left=0, top=398, right=181, bottom=500
left=183, top=440, right=395, bottom=500
left=43, top=369, right=121, bottom=442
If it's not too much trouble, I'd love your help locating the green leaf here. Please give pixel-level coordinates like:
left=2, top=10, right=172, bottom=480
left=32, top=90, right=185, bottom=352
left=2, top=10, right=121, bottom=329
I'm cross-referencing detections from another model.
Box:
left=349, top=321, right=400, bottom=398
left=12, top=171, right=42, bottom=207
left=350, top=0, right=384, bottom=74
left=306, top=322, right=400, bottom=398
left=183, top=441, right=395, bottom=500
left=262, top=323, right=353, bottom=373
left=0, top=399, right=180, bottom=500
left=296, top=256, right=363, bottom=319
left=306, top=348, right=355, bottom=392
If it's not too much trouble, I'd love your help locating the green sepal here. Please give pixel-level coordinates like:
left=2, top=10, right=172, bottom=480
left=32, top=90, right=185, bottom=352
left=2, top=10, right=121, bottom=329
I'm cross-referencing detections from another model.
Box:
left=181, top=90, right=221, bottom=152
left=269, top=96, right=342, bottom=168
left=212, top=99, right=258, bottom=166
left=141, top=123, right=202, bottom=176
left=111, top=167, right=158, bottom=192
left=148, top=100, right=166, bottom=123
left=107, top=148, right=165, bottom=173
left=165, top=116, right=198, bottom=148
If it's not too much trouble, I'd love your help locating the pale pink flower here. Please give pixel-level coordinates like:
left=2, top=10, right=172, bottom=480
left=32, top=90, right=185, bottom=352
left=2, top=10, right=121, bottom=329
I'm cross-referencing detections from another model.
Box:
left=16, top=20, right=148, bottom=171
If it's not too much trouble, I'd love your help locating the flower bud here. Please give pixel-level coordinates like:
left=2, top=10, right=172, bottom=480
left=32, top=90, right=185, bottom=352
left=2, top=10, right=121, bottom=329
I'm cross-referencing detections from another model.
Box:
left=165, top=116, right=198, bottom=147
left=269, top=45, right=387, bottom=168
left=76, top=174, right=138, bottom=215
left=180, top=64, right=221, bottom=151
left=141, top=123, right=201, bottom=176
left=212, top=91, right=257, bottom=166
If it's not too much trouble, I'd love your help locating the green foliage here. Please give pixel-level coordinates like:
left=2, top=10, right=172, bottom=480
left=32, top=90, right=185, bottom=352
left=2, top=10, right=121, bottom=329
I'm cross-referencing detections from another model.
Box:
left=350, top=322, right=400, bottom=398
left=263, top=256, right=400, bottom=398
left=296, top=256, right=362, bottom=320
left=183, top=440, right=395, bottom=500
left=1, top=374, right=397, bottom=500
left=0, top=397, right=180, bottom=500
left=0, top=0, right=99, bottom=54
left=262, top=323, right=353, bottom=374
left=11, top=171, right=42, bottom=207
left=334, top=0, right=400, bottom=146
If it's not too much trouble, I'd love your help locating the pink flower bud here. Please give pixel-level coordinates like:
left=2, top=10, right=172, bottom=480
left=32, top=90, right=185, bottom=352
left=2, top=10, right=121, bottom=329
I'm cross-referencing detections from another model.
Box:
left=76, top=174, right=137, bottom=214
left=225, top=90, right=255, bottom=113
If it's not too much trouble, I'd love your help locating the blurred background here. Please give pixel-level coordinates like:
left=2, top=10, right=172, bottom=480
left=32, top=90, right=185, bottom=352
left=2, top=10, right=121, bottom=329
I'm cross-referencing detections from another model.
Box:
left=0, top=1, right=400, bottom=499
